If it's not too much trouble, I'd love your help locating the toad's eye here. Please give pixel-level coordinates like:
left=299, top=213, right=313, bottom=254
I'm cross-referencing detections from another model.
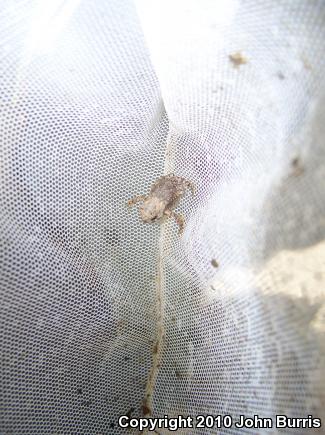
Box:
left=147, top=211, right=157, bottom=222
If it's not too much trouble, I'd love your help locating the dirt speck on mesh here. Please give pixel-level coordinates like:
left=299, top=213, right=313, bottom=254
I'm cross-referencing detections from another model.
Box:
left=211, top=258, right=219, bottom=268
left=141, top=398, right=152, bottom=417
left=291, top=156, right=304, bottom=176
left=229, top=51, right=248, bottom=68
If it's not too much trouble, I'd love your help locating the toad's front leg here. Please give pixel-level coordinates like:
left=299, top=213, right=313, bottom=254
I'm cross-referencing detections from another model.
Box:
left=164, top=209, right=185, bottom=234
left=127, top=194, right=148, bottom=207
left=184, top=179, right=196, bottom=196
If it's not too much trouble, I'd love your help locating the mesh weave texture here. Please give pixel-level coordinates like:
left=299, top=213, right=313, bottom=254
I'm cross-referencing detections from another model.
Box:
left=0, top=0, right=325, bottom=434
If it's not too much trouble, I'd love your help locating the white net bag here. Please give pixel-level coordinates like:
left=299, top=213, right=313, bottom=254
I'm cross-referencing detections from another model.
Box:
left=0, top=0, right=324, bottom=433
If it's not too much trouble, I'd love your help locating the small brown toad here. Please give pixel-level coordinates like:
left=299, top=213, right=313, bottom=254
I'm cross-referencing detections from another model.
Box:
left=127, top=174, right=195, bottom=234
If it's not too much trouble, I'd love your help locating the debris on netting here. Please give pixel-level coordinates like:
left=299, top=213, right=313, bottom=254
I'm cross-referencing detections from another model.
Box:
left=211, top=259, right=219, bottom=268
left=291, top=156, right=305, bottom=177
left=229, top=51, right=248, bottom=68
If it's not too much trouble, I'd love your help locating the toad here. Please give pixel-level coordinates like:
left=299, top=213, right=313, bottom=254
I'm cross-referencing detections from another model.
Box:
left=127, top=174, right=195, bottom=234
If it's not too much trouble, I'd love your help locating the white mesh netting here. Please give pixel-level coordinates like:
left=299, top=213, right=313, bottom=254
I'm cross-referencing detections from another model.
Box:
left=0, top=0, right=325, bottom=434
